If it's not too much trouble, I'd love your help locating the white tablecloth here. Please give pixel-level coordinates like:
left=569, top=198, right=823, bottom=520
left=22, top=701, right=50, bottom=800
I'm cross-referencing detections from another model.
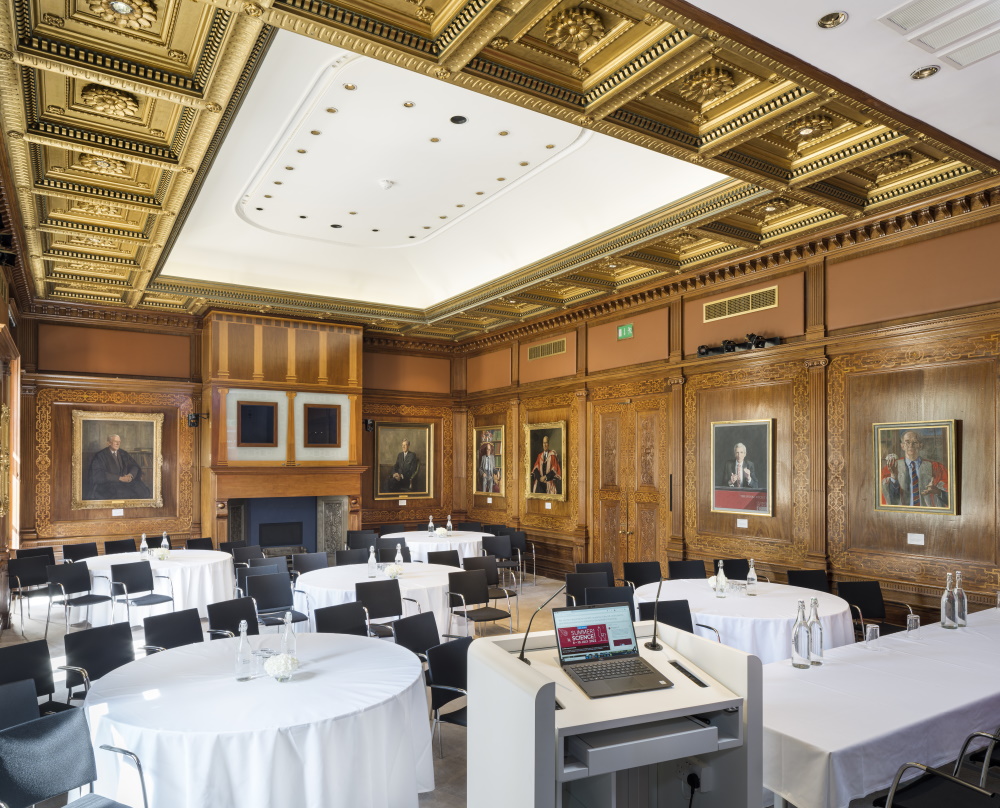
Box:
left=85, top=633, right=433, bottom=808
left=763, top=608, right=1000, bottom=808
left=297, top=562, right=455, bottom=636
left=84, top=550, right=234, bottom=626
left=382, top=530, right=490, bottom=564
left=633, top=579, right=854, bottom=664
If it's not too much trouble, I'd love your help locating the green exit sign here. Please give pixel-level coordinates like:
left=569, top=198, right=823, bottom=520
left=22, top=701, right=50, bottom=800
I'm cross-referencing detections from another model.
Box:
left=617, top=323, right=634, bottom=340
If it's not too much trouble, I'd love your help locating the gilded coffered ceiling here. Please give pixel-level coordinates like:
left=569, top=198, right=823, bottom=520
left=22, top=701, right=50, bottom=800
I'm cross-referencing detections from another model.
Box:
left=0, top=0, right=997, bottom=340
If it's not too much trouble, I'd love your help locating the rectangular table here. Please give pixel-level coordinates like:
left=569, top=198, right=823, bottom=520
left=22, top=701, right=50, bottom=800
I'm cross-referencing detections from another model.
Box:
left=763, top=608, right=1000, bottom=808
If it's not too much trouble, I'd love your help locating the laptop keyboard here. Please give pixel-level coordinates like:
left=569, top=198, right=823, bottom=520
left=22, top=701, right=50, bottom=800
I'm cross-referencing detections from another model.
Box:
left=573, top=658, right=651, bottom=682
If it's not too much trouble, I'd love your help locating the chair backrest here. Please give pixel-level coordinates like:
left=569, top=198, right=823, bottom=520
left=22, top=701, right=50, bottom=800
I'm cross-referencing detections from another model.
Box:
left=46, top=560, right=94, bottom=596
left=207, top=597, right=260, bottom=637
left=219, top=541, right=248, bottom=555
left=233, top=545, right=266, bottom=564
left=15, top=546, right=56, bottom=566
left=8, top=556, right=49, bottom=588
left=335, top=548, right=369, bottom=566
left=314, top=602, right=369, bottom=636
left=0, top=709, right=99, bottom=807
left=375, top=536, right=408, bottom=552
left=143, top=608, right=205, bottom=650
left=453, top=521, right=482, bottom=531
left=236, top=563, right=281, bottom=596
left=786, top=569, right=830, bottom=593
left=462, top=555, right=500, bottom=587
left=837, top=580, right=887, bottom=621
left=482, top=535, right=513, bottom=560
left=379, top=546, right=412, bottom=563
left=104, top=538, right=138, bottom=555
left=379, top=523, right=409, bottom=535
left=448, top=569, right=490, bottom=608
left=348, top=534, right=379, bottom=550
left=0, top=640, right=57, bottom=700
left=186, top=537, right=215, bottom=550
left=565, top=572, right=608, bottom=607
left=482, top=524, right=507, bottom=535
left=355, top=578, right=405, bottom=621
left=61, top=542, right=99, bottom=563
left=668, top=560, right=707, bottom=580
left=64, top=622, right=136, bottom=689
left=246, top=571, right=295, bottom=614
left=508, top=532, right=528, bottom=555
left=347, top=529, right=378, bottom=540
left=426, top=550, right=461, bottom=568
left=714, top=558, right=750, bottom=580
left=584, top=586, right=636, bottom=621
left=292, top=552, right=329, bottom=575
left=248, top=556, right=282, bottom=569
left=427, top=636, right=472, bottom=711
left=392, top=611, right=441, bottom=659
left=0, top=679, right=41, bottom=731
left=110, top=559, right=155, bottom=594
left=637, top=599, right=696, bottom=633
left=575, top=562, right=615, bottom=587
left=622, top=561, right=662, bottom=589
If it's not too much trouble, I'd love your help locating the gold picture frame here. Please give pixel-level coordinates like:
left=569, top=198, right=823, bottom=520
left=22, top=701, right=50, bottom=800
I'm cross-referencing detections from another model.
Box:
left=525, top=421, right=566, bottom=501
left=374, top=422, right=434, bottom=500
left=710, top=418, right=773, bottom=516
left=473, top=425, right=505, bottom=497
left=874, top=419, right=956, bottom=515
left=72, top=410, right=164, bottom=510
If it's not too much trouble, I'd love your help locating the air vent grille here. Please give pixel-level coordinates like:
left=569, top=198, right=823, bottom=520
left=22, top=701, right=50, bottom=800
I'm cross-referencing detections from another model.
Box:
left=881, top=0, right=1000, bottom=69
left=917, top=1, right=1000, bottom=49
left=884, top=0, right=967, bottom=32
left=703, top=286, right=778, bottom=323
left=943, top=27, right=1000, bottom=65
left=527, top=338, right=567, bottom=361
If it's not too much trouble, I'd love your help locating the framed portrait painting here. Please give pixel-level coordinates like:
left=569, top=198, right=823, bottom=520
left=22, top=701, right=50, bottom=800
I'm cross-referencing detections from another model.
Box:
left=710, top=419, right=772, bottom=516
left=72, top=410, right=164, bottom=510
left=525, top=421, right=566, bottom=501
left=374, top=422, right=433, bottom=500
left=874, top=420, right=956, bottom=514
left=475, top=426, right=505, bottom=497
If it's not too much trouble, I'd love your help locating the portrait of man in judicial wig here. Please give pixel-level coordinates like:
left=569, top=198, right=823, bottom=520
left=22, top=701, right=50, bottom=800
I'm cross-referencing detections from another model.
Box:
left=711, top=419, right=772, bottom=516
left=875, top=420, right=956, bottom=515
left=475, top=426, right=504, bottom=496
left=374, top=422, right=433, bottom=500
left=73, top=410, right=163, bottom=510
left=525, top=421, right=566, bottom=502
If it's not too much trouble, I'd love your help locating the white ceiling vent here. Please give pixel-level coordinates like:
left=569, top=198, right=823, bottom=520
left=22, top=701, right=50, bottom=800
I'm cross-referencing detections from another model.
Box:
left=881, top=0, right=1000, bottom=68
left=882, top=0, right=969, bottom=32
left=703, top=286, right=778, bottom=323
left=527, top=338, right=567, bottom=361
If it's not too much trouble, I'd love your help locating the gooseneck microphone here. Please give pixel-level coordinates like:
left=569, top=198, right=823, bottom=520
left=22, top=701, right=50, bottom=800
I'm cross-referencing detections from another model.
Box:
left=644, top=576, right=665, bottom=651
left=518, top=584, right=568, bottom=665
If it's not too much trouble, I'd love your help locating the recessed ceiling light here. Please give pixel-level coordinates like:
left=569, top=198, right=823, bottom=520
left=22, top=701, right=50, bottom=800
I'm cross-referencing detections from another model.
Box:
left=109, top=0, right=134, bottom=13
left=608, top=263, right=618, bottom=268
left=299, top=215, right=307, bottom=219
left=764, top=204, right=778, bottom=212
left=408, top=235, right=416, bottom=238
left=285, top=166, right=294, bottom=170
left=456, top=204, right=464, bottom=208
left=475, top=191, right=484, bottom=195
left=499, top=131, right=509, bottom=136
left=263, top=194, right=272, bottom=198
left=423, top=226, right=430, bottom=229
left=326, top=108, right=337, bottom=113
left=310, top=130, right=320, bottom=135
left=343, top=84, right=356, bottom=91
left=817, top=11, right=848, bottom=29
left=797, top=126, right=815, bottom=136
left=371, top=228, right=379, bottom=232
left=330, top=224, right=342, bottom=228
left=545, top=144, right=555, bottom=149
left=519, top=161, right=529, bottom=166
left=430, top=137, right=440, bottom=142
left=273, top=181, right=282, bottom=185
left=297, top=149, right=306, bottom=154
left=403, top=102, right=414, bottom=108
left=450, top=115, right=467, bottom=124
left=497, top=177, right=505, bottom=181
left=255, top=207, right=263, bottom=211
left=910, top=65, right=940, bottom=80
left=439, top=216, right=447, bottom=219
left=349, top=211, right=357, bottom=215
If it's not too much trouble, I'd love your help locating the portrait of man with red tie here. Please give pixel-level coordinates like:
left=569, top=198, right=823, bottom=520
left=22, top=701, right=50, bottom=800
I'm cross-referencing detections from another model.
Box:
left=876, top=421, right=955, bottom=514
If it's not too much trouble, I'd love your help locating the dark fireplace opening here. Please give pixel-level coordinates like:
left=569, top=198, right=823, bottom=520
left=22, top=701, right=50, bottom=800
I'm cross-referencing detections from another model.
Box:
left=259, top=521, right=303, bottom=548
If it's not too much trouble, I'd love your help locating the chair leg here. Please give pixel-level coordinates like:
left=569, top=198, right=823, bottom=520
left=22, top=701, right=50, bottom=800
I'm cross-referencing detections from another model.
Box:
left=44, top=598, right=53, bottom=640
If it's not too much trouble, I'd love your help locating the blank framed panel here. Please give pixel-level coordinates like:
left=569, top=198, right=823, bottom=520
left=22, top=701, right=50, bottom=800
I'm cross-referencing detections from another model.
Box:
left=304, top=404, right=341, bottom=448
left=237, top=402, right=278, bottom=447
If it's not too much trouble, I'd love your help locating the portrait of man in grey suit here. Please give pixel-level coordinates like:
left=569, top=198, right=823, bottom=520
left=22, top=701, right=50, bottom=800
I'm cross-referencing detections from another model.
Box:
left=386, top=439, right=421, bottom=493
left=375, top=422, right=433, bottom=499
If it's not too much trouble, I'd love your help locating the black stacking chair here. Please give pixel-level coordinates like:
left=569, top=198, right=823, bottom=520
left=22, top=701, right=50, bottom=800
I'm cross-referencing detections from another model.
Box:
left=335, top=549, right=369, bottom=566
left=713, top=558, right=750, bottom=580
left=110, top=560, right=174, bottom=623
left=348, top=533, right=380, bottom=550
left=6, top=556, right=51, bottom=637
left=623, top=561, right=662, bottom=590
left=248, top=556, right=282, bottom=569
left=292, top=552, right=329, bottom=579
left=0, top=679, right=40, bottom=730
left=786, top=569, right=830, bottom=593
left=232, top=545, right=265, bottom=566
left=481, top=535, right=520, bottom=589
left=637, top=599, right=721, bottom=641
left=246, top=570, right=310, bottom=627
left=379, top=546, right=412, bottom=563
left=462, top=555, right=517, bottom=624
left=0, top=708, right=149, bottom=808
left=838, top=580, right=908, bottom=640
left=509, top=531, right=536, bottom=585
left=354, top=579, right=419, bottom=638
left=668, top=560, right=707, bottom=579
left=61, top=542, right=99, bottom=563
left=104, top=538, right=138, bottom=555
left=63, top=622, right=136, bottom=697
left=379, top=523, right=409, bottom=535
left=185, top=537, right=215, bottom=550
left=16, top=546, right=57, bottom=566
left=565, top=572, right=608, bottom=607
left=314, top=602, right=370, bottom=636
left=393, top=611, right=445, bottom=664
left=219, top=541, right=247, bottom=555
left=347, top=529, right=378, bottom=540
left=207, top=597, right=260, bottom=638
left=575, top=562, right=617, bottom=587
left=45, top=561, right=113, bottom=639
left=236, top=563, right=280, bottom=598
left=0, top=640, right=74, bottom=713
left=142, top=608, right=211, bottom=652
left=453, top=521, right=482, bottom=531
left=447, top=569, right=512, bottom=636
left=584, top=586, right=636, bottom=621
left=427, top=636, right=472, bottom=758
left=376, top=537, right=408, bottom=553
left=482, top=524, right=507, bottom=535
left=427, top=550, right=461, bottom=567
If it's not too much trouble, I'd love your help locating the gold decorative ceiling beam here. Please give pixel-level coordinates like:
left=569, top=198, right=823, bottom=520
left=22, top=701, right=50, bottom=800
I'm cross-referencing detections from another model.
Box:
left=438, top=1, right=530, bottom=75
left=20, top=134, right=183, bottom=172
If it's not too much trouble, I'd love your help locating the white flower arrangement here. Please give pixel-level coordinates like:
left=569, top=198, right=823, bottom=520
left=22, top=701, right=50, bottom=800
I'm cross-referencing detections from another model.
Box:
left=435, top=526, right=449, bottom=537
left=264, top=653, right=299, bottom=681
left=154, top=547, right=170, bottom=561
left=708, top=575, right=718, bottom=591
left=386, top=564, right=404, bottom=579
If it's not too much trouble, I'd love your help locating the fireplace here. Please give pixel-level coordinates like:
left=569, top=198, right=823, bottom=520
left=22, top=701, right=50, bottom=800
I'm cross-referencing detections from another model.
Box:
left=259, top=521, right=303, bottom=548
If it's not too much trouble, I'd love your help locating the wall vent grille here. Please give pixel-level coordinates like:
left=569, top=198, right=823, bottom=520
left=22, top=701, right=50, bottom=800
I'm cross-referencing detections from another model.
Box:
left=527, top=338, right=567, bottom=360
left=703, top=286, right=778, bottom=323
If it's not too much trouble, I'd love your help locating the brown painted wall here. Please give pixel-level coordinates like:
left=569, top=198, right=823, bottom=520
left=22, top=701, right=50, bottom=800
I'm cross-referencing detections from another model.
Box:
left=827, top=220, right=1000, bottom=330
left=520, top=331, right=577, bottom=385
left=468, top=348, right=512, bottom=393
left=683, top=274, right=805, bottom=356
left=588, top=307, right=669, bottom=372
left=363, top=352, right=451, bottom=394
left=38, top=323, right=191, bottom=379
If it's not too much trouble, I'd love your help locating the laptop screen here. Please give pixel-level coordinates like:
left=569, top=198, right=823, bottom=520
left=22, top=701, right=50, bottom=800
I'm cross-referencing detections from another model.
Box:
left=553, top=604, right=639, bottom=664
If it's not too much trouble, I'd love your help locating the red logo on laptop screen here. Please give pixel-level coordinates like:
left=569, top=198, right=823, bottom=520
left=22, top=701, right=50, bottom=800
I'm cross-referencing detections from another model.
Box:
left=557, top=624, right=609, bottom=649
left=612, top=638, right=633, bottom=647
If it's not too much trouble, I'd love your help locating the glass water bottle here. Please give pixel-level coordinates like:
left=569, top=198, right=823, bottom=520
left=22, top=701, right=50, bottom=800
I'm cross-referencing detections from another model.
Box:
left=715, top=560, right=728, bottom=598
left=160, top=532, right=169, bottom=553
left=427, top=516, right=434, bottom=536
left=367, top=546, right=377, bottom=578
left=280, top=611, right=297, bottom=658
left=807, top=597, right=824, bottom=666
left=139, top=533, right=148, bottom=556
left=446, top=514, right=453, bottom=534
left=394, top=543, right=404, bottom=565
left=235, top=619, right=252, bottom=681
left=791, top=600, right=810, bottom=669
left=746, top=558, right=758, bottom=596
left=941, top=572, right=958, bottom=629
left=955, top=571, right=968, bottom=627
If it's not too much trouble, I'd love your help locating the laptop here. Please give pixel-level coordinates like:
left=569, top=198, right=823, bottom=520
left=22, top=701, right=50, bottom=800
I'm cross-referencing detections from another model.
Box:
left=552, top=603, right=673, bottom=698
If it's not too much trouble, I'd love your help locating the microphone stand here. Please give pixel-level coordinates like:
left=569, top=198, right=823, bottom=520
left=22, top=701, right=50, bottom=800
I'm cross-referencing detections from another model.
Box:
left=644, top=576, right=665, bottom=651
left=518, top=584, right=567, bottom=665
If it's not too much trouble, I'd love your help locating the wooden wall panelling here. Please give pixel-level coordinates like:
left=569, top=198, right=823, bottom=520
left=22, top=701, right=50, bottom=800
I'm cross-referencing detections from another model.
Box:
left=592, top=400, right=626, bottom=574
left=668, top=376, right=686, bottom=557
left=805, top=261, right=826, bottom=339
left=806, top=357, right=829, bottom=561
left=453, top=405, right=468, bottom=514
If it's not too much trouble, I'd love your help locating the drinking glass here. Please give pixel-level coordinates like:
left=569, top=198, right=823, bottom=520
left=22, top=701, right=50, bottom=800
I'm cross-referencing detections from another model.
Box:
left=906, top=613, right=920, bottom=639
left=864, top=624, right=880, bottom=650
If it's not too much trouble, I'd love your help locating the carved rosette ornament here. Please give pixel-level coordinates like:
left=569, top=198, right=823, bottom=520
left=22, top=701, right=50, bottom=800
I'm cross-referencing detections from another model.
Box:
left=752, top=198, right=791, bottom=219
left=88, top=0, right=157, bottom=29
left=678, top=67, right=735, bottom=104
left=242, top=2, right=263, bottom=16
left=71, top=201, right=123, bottom=217
left=782, top=114, right=834, bottom=143
left=662, top=233, right=697, bottom=250
left=544, top=7, right=605, bottom=54
left=77, top=153, right=128, bottom=176
left=866, top=151, right=913, bottom=178
left=81, top=84, right=140, bottom=119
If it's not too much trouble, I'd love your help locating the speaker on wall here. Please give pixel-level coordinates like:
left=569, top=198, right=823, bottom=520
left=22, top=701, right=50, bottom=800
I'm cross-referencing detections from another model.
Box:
left=364, top=419, right=375, bottom=432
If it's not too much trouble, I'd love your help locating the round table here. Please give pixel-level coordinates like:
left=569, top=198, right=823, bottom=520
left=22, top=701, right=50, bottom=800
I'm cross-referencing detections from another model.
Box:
left=84, top=550, right=234, bottom=626
left=382, top=530, right=491, bottom=564
left=85, top=633, right=433, bottom=808
left=297, top=562, right=455, bottom=636
left=633, top=579, right=854, bottom=664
